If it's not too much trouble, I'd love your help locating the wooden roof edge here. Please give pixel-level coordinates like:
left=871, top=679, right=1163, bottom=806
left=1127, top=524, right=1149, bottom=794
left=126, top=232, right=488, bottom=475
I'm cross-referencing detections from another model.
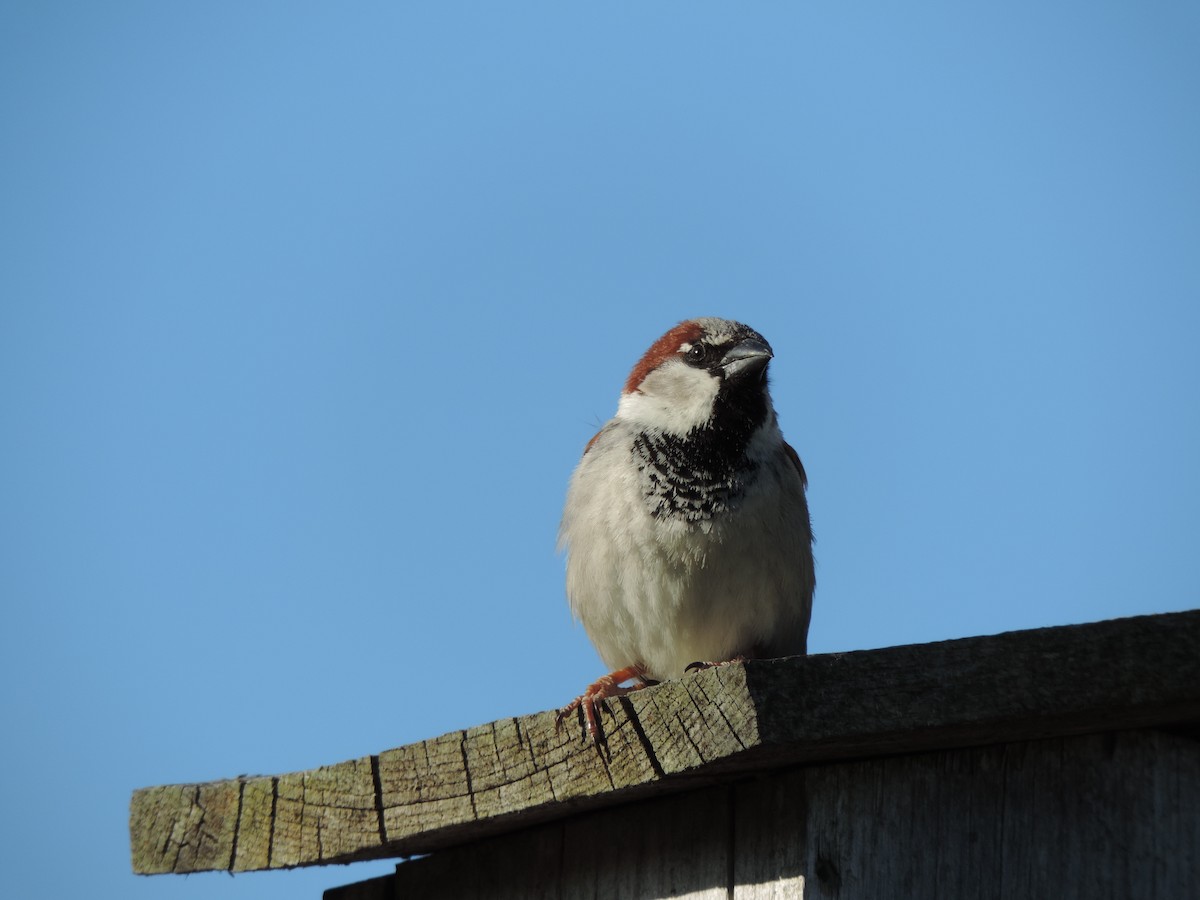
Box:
left=130, top=608, right=1200, bottom=876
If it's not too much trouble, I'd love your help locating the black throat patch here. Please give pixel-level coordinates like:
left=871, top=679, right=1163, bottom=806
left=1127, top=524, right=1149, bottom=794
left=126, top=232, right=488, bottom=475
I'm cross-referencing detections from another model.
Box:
left=632, top=378, right=770, bottom=522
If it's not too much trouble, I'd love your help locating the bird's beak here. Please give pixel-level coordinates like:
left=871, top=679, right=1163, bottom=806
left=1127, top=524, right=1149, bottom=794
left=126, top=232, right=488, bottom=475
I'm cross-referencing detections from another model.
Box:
left=720, top=338, right=773, bottom=380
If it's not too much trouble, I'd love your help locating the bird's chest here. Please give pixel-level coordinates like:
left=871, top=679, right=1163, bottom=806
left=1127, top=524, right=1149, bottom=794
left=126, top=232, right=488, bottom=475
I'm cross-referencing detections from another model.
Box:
left=631, top=431, right=756, bottom=525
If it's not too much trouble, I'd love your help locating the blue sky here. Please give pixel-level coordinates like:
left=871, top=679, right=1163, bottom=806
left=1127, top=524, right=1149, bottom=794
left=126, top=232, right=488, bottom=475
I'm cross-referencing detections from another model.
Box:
left=2, top=3, right=1198, bottom=898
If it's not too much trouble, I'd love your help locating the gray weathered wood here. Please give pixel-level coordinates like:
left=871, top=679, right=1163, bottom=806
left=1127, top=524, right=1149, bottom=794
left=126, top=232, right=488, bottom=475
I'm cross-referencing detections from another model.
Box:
left=345, top=786, right=735, bottom=900
left=327, top=728, right=1200, bottom=900
left=130, top=609, right=1200, bottom=875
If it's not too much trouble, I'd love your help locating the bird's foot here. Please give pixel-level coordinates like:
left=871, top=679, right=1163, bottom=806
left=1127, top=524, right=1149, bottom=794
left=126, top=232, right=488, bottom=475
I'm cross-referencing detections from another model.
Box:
left=684, top=655, right=748, bottom=673
left=557, top=665, right=650, bottom=741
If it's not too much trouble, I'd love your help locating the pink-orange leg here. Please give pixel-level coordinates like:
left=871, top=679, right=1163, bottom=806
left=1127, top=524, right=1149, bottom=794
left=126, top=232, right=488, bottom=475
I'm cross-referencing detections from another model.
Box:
left=557, top=665, right=650, bottom=740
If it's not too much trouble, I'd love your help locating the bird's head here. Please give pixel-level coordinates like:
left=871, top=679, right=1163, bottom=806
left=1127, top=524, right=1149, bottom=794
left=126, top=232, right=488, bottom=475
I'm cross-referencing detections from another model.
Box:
left=616, top=318, right=775, bottom=438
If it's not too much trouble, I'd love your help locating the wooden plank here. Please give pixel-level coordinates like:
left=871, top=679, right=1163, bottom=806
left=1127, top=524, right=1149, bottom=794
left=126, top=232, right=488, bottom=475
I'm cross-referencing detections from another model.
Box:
left=741, top=606, right=1200, bottom=764
left=131, top=609, right=1200, bottom=875
left=333, top=785, right=736, bottom=900
left=559, top=784, right=731, bottom=900
left=339, top=728, right=1199, bottom=899
left=788, top=729, right=1200, bottom=900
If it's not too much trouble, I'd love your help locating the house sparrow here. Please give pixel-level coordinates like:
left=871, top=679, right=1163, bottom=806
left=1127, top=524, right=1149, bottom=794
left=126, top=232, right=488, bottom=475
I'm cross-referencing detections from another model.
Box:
left=558, top=317, right=815, bottom=739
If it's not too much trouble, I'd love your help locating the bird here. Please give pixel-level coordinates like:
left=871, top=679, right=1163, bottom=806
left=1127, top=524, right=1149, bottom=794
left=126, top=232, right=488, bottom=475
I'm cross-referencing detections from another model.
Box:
left=557, top=317, right=815, bottom=740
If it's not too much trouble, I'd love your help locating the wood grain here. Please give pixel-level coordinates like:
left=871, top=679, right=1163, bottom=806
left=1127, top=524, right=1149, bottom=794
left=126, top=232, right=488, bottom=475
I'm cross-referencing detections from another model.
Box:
left=131, top=609, right=1200, bottom=875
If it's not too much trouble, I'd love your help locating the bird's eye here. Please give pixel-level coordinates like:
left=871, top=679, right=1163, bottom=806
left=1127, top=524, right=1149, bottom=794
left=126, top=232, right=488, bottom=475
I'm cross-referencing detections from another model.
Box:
left=685, top=344, right=708, bottom=366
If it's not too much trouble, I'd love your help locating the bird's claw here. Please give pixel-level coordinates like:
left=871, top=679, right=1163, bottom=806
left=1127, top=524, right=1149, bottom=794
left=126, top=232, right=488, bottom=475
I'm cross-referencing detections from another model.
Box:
left=685, top=655, right=748, bottom=673
left=557, top=665, right=650, bottom=743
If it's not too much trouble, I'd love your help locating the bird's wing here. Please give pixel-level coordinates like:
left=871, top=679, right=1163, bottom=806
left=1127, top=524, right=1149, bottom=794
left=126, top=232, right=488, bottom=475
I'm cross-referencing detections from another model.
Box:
left=782, top=441, right=808, bottom=489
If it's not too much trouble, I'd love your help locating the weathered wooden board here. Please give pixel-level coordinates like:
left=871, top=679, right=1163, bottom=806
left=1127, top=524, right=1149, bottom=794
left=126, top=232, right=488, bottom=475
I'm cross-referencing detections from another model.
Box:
left=327, top=728, right=1200, bottom=900
left=357, top=784, right=735, bottom=900
left=130, top=609, right=1200, bottom=875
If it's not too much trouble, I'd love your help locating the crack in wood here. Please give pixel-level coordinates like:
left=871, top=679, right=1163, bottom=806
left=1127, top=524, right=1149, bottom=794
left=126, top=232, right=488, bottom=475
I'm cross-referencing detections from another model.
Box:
left=696, top=677, right=748, bottom=751
left=419, top=739, right=432, bottom=801
left=181, top=785, right=205, bottom=874
left=369, top=755, right=387, bottom=846
left=163, top=796, right=185, bottom=873
left=228, top=779, right=245, bottom=871
left=684, top=680, right=722, bottom=748
left=519, top=718, right=563, bottom=804
left=459, top=732, right=479, bottom=821
left=489, top=721, right=502, bottom=774
left=621, top=695, right=666, bottom=779
left=267, top=776, right=278, bottom=869
left=599, top=731, right=619, bottom=788
left=675, top=710, right=706, bottom=764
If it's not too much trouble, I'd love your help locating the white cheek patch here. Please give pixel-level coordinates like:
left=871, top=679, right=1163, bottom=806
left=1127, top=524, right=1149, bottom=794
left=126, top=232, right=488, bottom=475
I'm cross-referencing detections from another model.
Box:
left=616, top=359, right=720, bottom=435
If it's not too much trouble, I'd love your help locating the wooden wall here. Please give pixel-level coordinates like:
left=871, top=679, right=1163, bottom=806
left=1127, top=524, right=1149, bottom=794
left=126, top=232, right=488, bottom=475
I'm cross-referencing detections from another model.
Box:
left=328, top=727, right=1200, bottom=900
